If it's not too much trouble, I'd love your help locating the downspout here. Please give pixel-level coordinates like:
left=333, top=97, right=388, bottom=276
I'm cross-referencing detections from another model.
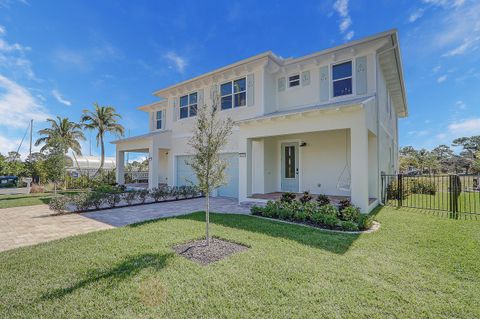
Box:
left=375, top=41, right=398, bottom=205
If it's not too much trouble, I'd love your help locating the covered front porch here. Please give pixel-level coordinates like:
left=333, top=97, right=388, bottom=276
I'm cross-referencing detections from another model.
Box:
left=112, top=131, right=172, bottom=189
left=238, top=99, right=379, bottom=213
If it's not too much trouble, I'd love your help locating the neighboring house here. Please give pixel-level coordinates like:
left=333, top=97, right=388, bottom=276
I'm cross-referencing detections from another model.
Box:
left=112, top=29, right=408, bottom=213
left=66, top=156, right=116, bottom=178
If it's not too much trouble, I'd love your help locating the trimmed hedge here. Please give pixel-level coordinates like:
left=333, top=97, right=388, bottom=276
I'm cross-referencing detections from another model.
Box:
left=251, top=198, right=373, bottom=231
left=48, top=185, right=202, bottom=214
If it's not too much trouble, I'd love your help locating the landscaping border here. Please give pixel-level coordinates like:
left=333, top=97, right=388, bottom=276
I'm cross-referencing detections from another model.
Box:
left=251, top=215, right=381, bottom=234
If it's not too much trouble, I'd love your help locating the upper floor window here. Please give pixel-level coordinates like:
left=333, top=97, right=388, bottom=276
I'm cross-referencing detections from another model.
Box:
left=156, top=110, right=163, bottom=129
left=221, top=77, right=246, bottom=110
left=288, top=74, right=300, bottom=88
left=179, top=92, right=197, bottom=119
left=332, top=61, right=352, bottom=97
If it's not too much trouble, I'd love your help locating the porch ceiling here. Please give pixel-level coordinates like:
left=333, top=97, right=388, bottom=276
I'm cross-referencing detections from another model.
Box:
left=111, top=130, right=172, bottom=151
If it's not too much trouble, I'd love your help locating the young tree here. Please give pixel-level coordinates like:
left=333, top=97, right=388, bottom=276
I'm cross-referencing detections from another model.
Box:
left=188, top=95, right=233, bottom=246
left=81, top=103, right=125, bottom=175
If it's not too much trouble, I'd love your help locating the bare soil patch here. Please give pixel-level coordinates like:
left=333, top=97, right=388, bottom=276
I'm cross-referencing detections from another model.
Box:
left=173, top=237, right=249, bottom=265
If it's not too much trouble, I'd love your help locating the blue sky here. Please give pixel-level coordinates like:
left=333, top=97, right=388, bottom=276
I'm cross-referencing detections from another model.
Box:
left=0, top=0, right=479, bottom=159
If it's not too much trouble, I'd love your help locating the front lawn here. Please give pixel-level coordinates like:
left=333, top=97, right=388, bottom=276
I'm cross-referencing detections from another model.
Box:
left=0, top=206, right=479, bottom=318
left=0, top=191, right=83, bottom=209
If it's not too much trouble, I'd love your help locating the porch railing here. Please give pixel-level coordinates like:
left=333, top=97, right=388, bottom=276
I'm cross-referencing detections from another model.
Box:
left=381, top=174, right=480, bottom=217
left=125, top=171, right=149, bottom=183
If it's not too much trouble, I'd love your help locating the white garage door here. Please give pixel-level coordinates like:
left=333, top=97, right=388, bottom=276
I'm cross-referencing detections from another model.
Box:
left=175, top=153, right=239, bottom=198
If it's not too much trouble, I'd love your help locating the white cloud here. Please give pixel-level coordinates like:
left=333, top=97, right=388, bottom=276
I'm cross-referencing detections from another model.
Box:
left=437, top=75, right=447, bottom=83
left=0, top=75, right=49, bottom=129
left=0, top=26, right=36, bottom=80
left=164, top=51, right=187, bottom=73
left=455, top=100, right=466, bottom=109
left=51, top=89, right=71, bottom=106
left=409, top=8, right=425, bottom=22
left=432, top=65, right=441, bottom=73
left=52, top=43, right=122, bottom=71
left=448, top=118, right=480, bottom=135
left=333, top=0, right=354, bottom=41
left=442, top=36, right=480, bottom=57
left=0, top=25, right=5, bottom=35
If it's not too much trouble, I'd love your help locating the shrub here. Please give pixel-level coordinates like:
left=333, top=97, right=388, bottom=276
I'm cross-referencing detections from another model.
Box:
left=250, top=205, right=264, bottom=216
left=311, top=213, right=338, bottom=227
left=358, top=215, right=374, bottom=230
left=93, top=184, right=119, bottom=194
left=263, top=200, right=280, bottom=218
left=318, top=204, right=338, bottom=217
left=338, top=199, right=352, bottom=212
left=30, top=183, right=45, bottom=193
left=72, top=192, right=91, bottom=211
left=280, top=192, right=296, bottom=203
left=88, top=191, right=105, bottom=209
left=278, top=207, right=294, bottom=220
left=151, top=185, right=170, bottom=202
left=48, top=195, right=69, bottom=213
left=339, top=205, right=361, bottom=222
left=341, top=220, right=359, bottom=231
left=316, top=194, right=330, bottom=206
left=170, top=186, right=181, bottom=200
left=123, top=191, right=139, bottom=205
left=106, top=192, right=122, bottom=208
left=137, top=189, right=149, bottom=204
left=302, top=201, right=318, bottom=220
left=409, top=179, right=436, bottom=195
left=293, top=209, right=307, bottom=221
left=299, top=191, right=312, bottom=204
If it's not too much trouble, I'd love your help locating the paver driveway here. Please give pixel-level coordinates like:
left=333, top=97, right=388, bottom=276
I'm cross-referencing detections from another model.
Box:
left=0, top=197, right=250, bottom=252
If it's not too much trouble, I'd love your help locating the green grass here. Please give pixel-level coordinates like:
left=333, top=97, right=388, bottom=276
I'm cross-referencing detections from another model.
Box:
left=387, top=192, right=480, bottom=213
left=0, top=207, right=479, bottom=318
left=0, top=191, right=82, bottom=209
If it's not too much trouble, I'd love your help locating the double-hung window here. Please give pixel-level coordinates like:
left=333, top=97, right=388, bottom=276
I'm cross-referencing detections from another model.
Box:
left=220, top=77, right=246, bottom=110
left=332, top=61, right=353, bottom=97
left=288, top=74, right=300, bottom=88
left=179, top=92, right=197, bottom=119
left=155, top=110, right=163, bottom=129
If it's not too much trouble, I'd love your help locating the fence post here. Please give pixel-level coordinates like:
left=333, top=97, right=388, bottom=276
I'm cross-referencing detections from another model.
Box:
left=449, top=175, right=459, bottom=219
left=397, top=174, right=403, bottom=208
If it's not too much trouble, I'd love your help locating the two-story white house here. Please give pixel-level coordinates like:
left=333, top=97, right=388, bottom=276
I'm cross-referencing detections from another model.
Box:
left=112, top=29, right=408, bottom=213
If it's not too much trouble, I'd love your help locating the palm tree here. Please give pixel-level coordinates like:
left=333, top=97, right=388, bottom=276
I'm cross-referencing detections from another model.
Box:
left=81, top=103, right=124, bottom=175
left=35, top=116, right=85, bottom=171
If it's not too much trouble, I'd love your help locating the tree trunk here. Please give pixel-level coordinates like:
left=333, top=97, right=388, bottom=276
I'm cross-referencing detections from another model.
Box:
left=95, top=135, right=105, bottom=177
left=206, top=193, right=210, bottom=246
left=72, top=153, right=82, bottom=177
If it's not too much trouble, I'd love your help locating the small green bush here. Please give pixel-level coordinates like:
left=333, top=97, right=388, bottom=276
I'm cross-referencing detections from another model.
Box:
left=262, top=201, right=279, bottom=218
left=93, top=184, right=119, bottom=194
left=150, top=185, right=170, bottom=202
left=357, top=215, right=374, bottom=230
left=278, top=208, right=294, bottom=220
left=316, top=194, right=330, bottom=206
left=72, top=192, right=91, bottom=211
left=250, top=205, right=264, bottom=216
left=48, top=195, right=69, bottom=213
left=302, top=201, right=318, bottom=220
left=123, top=191, right=138, bottom=205
left=280, top=192, right=296, bottom=203
left=88, top=192, right=105, bottom=209
left=137, top=189, right=149, bottom=204
left=338, top=199, right=351, bottom=212
left=299, top=191, right=312, bottom=204
left=409, top=179, right=436, bottom=195
left=312, top=213, right=338, bottom=227
left=318, top=204, right=338, bottom=217
left=293, top=209, right=307, bottom=221
left=339, top=205, right=361, bottom=222
left=341, top=220, right=359, bottom=231
left=106, top=192, right=122, bottom=208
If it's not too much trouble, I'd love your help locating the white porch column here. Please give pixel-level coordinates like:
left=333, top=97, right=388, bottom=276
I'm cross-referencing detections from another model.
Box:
left=238, top=137, right=252, bottom=202
left=116, top=149, right=125, bottom=185
left=148, top=140, right=159, bottom=189
left=350, top=125, right=369, bottom=213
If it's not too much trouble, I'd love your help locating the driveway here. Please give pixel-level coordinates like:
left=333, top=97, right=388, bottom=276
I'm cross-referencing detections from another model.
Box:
left=0, top=197, right=250, bottom=252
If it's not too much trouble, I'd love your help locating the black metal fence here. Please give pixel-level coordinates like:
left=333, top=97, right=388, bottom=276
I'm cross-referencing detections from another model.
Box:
left=381, top=174, right=480, bottom=217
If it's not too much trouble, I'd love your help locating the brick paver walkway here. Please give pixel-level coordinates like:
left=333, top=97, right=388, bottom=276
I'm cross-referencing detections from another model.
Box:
left=0, top=197, right=250, bottom=252
left=0, top=205, right=113, bottom=252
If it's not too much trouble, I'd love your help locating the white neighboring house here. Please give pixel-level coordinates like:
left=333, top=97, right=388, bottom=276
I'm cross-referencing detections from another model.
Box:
left=66, top=156, right=116, bottom=178
left=112, top=29, right=407, bottom=213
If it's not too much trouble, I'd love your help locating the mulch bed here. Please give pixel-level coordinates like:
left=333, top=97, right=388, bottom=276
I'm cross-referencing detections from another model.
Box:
left=173, top=237, right=249, bottom=265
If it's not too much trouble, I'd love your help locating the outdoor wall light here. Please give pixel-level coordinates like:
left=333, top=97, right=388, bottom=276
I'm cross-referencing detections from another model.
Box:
left=300, top=142, right=307, bottom=147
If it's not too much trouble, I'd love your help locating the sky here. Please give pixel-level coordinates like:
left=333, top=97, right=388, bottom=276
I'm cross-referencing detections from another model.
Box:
left=0, top=0, right=479, bottom=159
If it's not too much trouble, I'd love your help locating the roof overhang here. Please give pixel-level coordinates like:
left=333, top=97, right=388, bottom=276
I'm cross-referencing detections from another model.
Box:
left=110, top=130, right=172, bottom=145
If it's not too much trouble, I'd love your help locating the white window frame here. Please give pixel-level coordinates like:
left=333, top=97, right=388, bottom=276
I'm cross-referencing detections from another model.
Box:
left=220, top=77, right=247, bottom=111
left=330, top=59, right=355, bottom=100
left=287, top=73, right=300, bottom=88
left=178, top=92, right=198, bottom=120
left=155, top=109, right=165, bottom=130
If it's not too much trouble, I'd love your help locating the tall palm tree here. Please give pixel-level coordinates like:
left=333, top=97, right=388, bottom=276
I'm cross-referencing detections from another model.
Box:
left=81, top=103, right=125, bottom=175
left=35, top=116, right=85, bottom=171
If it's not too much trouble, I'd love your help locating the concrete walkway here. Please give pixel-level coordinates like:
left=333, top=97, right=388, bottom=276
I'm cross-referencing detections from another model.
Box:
left=83, top=197, right=251, bottom=227
left=0, top=197, right=250, bottom=252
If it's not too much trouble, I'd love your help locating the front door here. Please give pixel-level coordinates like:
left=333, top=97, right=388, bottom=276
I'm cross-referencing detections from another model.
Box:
left=281, top=142, right=299, bottom=192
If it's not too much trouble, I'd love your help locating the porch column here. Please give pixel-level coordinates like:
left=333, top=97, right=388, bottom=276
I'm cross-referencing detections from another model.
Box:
left=350, top=125, right=369, bottom=213
left=238, top=137, right=252, bottom=202
left=148, top=140, right=159, bottom=189
left=116, top=149, right=125, bottom=185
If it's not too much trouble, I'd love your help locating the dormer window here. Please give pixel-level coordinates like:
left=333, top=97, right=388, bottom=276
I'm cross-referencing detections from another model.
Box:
left=179, top=92, right=197, bottom=119
left=156, top=110, right=163, bottom=129
left=332, top=61, right=353, bottom=97
left=221, top=77, right=246, bottom=110
left=288, top=74, right=300, bottom=88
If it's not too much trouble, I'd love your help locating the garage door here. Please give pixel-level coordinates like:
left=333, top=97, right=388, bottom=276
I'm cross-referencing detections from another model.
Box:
left=217, top=153, right=239, bottom=198
left=176, top=155, right=197, bottom=186
left=175, top=153, right=238, bottom=198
